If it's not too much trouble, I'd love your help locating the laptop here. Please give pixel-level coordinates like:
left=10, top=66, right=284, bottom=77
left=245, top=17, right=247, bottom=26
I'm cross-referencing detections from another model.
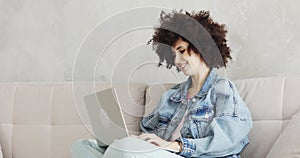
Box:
left=84, top=88, right=129, bottom=147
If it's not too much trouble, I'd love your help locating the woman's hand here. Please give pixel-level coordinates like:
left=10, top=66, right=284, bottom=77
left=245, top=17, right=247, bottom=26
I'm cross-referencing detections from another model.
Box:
left=138, top=133, right=169, bottom=147
left=137, top=133, right=181, bottom=153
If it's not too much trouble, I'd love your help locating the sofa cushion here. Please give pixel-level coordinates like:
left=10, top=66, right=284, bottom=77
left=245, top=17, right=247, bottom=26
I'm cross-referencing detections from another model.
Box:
left=234, top=77, right=285, bottom=158
left=266, top=111, right=300, bottom=157
left=144, top=83, right=176, bottom=116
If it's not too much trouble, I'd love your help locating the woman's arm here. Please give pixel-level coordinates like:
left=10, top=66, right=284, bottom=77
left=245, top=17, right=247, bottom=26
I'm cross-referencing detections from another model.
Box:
left=178, top=80, right=253, bottom=157
left=140, top=90, right=172, bottom=133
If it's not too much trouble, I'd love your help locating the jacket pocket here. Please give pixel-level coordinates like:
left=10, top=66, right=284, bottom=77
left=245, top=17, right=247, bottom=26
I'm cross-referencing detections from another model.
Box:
left=190, top=106, right=215, bottom=138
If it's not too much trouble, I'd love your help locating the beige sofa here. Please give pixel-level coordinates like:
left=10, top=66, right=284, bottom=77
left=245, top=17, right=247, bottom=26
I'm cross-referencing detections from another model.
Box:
left=1, top=76, right=300, bottom=158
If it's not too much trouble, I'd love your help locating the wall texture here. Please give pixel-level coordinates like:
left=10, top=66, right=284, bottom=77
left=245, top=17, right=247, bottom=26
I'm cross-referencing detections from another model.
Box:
left=1, top=0, right=300, bottom=83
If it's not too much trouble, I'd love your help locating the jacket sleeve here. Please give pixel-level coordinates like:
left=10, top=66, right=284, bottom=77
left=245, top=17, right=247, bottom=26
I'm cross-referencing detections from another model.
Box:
left=178, top=80, right=253, bottom=157
left=140, top=91, right=168, bottom=134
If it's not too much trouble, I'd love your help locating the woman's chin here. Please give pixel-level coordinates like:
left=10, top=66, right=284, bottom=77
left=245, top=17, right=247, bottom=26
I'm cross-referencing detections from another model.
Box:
left=182, top=70, right=191, bottom=76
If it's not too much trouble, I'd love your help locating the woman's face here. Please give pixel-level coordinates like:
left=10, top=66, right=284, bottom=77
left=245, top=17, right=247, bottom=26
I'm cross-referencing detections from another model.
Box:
left=172, top=38, right=207, bottom=76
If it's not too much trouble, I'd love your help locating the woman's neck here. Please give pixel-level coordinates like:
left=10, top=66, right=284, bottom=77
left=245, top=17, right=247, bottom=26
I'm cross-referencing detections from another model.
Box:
left=188, top=67, right=210, bottom=97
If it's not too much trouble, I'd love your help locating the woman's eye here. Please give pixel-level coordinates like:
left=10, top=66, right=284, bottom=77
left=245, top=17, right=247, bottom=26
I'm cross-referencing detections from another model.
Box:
left=179, top=50, right=185, bottom=54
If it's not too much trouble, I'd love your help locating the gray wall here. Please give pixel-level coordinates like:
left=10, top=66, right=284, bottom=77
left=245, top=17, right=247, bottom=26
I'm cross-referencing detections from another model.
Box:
left=1, top=0, right=300, bottom=83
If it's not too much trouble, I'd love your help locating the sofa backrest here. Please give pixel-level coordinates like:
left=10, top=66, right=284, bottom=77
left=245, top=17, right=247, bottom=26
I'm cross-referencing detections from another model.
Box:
left=1, top=76, right=300, bottom=158
left=145, top=76, right=300, bottom=158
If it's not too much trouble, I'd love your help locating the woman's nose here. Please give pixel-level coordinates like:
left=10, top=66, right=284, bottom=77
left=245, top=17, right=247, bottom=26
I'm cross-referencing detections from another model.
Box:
left=174, top=52, right=181, bottom=64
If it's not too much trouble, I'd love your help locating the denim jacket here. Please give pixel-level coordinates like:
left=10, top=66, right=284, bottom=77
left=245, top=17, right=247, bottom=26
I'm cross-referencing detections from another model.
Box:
left=140, top=69, right=253, bottom=158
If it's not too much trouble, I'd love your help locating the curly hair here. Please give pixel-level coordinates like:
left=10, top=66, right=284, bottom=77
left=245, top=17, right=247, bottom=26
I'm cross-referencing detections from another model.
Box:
left=148, top=10, right=231, bottom=69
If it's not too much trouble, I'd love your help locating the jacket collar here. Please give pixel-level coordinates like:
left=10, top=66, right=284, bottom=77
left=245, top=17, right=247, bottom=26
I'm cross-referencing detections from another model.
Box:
left=170, top=68, right=218, bottom=102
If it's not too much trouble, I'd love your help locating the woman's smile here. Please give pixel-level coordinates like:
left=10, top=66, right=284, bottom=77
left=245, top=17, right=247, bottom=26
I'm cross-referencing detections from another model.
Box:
left=177, top=62, right=188, bottom=71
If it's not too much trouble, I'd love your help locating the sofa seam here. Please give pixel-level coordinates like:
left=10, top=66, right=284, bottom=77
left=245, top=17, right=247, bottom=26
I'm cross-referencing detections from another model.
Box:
left=11, top=84, right=18, bottom=158
left=281, top=77, right=286, bottom=132
left=49, top=85, right=55, bottom=158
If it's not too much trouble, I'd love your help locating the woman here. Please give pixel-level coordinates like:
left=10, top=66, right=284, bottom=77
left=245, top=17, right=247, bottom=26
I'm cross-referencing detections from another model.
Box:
left=71, top=10, right=252, bottom=158
left=138, top=10, right=253, bottom=157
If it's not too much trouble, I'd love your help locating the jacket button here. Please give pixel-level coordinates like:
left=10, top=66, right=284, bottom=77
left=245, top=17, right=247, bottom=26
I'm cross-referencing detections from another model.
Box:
left=204, top=112, right=209, bottom=119
left=192, top=98, right=197, bottom=102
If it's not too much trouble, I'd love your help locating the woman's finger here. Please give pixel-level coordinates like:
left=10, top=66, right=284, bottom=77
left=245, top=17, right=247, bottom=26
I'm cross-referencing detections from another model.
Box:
left=138, top=134, right=152, bottom=141
left=138, top=133, right=156, bottom=140
left=146, top=138, right=160, bottom=146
